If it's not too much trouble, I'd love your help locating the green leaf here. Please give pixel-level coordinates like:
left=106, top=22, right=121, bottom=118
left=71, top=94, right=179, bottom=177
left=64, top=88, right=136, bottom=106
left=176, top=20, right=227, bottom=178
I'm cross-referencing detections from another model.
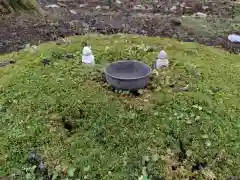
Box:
left=205, top=140, right=212, bottom=147
left=201, top=134, right=208, bottom=139
left=185, top=119, right=192, bottom=125
left=143, top=176, right=148, bottom=180
left=142, top=156, right=149, bottom=165
left=152, top=153, right=159, bottom=162
left=84, top=165, right=90, bottom=172
left=142, top=167, right=148, bottom=177
left=25, top=173, right=32, bottom=180
left=186, top=149, right=193, bottom=157
left=31, top=165, right=37, bottom=170
left=55, top=165, right=62, bottom=172
left=51, top=173, right=58, bottom=180
left=67, top=167, right=76, bottom=177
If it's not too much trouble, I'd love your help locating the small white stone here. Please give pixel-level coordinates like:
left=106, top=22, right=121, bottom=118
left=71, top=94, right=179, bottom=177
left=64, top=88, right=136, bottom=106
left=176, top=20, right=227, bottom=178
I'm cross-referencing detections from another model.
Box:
left=133, top=5, right=145, bottom=10
left=152, top=154, right=159, bottom=162
left=170, top=5, right=177, bottom=12
left=79, top=4, right=87, bottom=8
left=202, top=6, right=209, bottom=10
left=69, top=10, right=77, bottom=14
left=45, top=4, right=60, bottom=8
left=96, top=5, right=101, bottom=10
left=31, top=45, right=38, bottom=50
left=193, top=12, right=207, bottom=18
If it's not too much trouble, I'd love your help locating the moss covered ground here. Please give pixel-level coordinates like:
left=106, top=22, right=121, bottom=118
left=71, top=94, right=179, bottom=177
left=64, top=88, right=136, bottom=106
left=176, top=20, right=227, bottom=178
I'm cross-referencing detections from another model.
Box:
left=0, top=34, right=239, bottom=179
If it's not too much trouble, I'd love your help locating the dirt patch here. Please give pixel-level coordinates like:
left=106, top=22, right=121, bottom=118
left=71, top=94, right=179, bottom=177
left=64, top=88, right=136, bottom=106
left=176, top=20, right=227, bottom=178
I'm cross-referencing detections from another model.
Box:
left=0, top=0, right=239, bottom=54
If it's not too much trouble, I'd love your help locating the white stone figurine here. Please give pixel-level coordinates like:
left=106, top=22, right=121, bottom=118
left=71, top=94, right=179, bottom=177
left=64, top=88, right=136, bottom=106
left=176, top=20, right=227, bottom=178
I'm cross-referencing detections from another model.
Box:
left=82, top=46, right=95, bottom=65
left=155, top=50, right=169, bottom=69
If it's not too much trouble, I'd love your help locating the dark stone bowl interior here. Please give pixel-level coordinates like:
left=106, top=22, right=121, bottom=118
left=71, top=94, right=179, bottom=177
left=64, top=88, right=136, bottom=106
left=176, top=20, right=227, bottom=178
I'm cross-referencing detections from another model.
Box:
left=104, top=60, right=151, bottom=91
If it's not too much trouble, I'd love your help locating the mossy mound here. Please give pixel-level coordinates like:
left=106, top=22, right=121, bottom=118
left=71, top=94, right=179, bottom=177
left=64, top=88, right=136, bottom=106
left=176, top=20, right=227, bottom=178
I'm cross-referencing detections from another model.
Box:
left=0, top=34, right=239, bottom=179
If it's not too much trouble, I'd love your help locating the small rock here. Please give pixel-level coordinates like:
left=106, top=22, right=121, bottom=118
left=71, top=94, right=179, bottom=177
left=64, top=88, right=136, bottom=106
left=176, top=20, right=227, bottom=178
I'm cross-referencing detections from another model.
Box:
left=101, top=6, right=110, bottom=10
left=116, top=0, right=122, bottom=4
left=27, top=150, right=43, bottom=165
left=96, top=5, right=101, bottom=10
left=202, top=6, right=209, bottom=11
left=188, top=37, right=195, bottom=42
left=25, top=43, right=30, bottom=48
left=170, top=5, right=177, bottom=12
left=171, top=18, right=182, bottom=25
left=79, top=4, right=87, bottom=8
left=133, top=5, right=146, bottom=10
left=192, top=12, right=207, bottom=18
left=45, top=4, right=59, bottom=8
left=69, top=9, right=77, bottom=14
left=31, top=45, right=38, bottom=50
left=57, top=2, right=67, bottom=7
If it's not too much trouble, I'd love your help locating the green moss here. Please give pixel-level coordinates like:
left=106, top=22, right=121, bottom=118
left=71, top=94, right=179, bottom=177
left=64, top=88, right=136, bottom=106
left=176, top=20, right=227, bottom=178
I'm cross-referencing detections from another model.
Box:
left=0, top=34, right=239, bottom=179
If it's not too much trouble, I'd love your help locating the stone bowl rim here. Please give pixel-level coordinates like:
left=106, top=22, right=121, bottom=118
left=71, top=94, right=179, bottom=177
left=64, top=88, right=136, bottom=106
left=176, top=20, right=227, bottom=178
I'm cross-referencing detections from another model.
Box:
left=104, top=60, right=152, bottom=80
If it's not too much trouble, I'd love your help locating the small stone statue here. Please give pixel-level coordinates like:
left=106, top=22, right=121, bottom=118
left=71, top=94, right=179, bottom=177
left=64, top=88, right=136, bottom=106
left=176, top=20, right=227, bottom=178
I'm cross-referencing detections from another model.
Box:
left=82, top=45, right=95, bottom=65
left=153, top=50, right=169, bottom=69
